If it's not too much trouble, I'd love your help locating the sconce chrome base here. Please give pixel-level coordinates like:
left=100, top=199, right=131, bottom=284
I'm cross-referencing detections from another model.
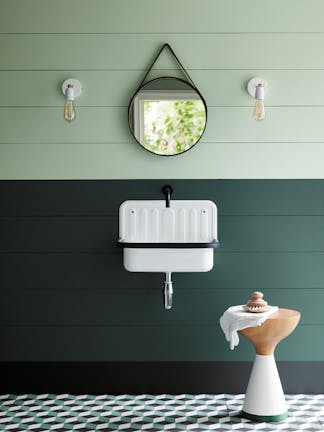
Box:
left=247, top=77, right=268, bottom=97
left=61, top=79, right=82, bottom=98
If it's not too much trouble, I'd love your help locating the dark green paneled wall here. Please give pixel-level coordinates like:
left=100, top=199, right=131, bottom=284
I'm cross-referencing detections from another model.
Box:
left=0, top=180, right=323, bottom=362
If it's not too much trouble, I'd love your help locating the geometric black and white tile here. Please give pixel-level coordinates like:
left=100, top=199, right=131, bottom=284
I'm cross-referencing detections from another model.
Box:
left=0, top=394, right=323, bottom=431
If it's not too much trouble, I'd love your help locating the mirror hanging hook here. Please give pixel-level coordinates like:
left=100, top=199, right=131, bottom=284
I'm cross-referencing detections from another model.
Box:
left=135, top=43, right=197, bottom=93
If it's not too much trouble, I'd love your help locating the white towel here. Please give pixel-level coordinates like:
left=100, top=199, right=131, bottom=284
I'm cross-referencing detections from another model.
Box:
left=219, top=305, right=279, bottom=350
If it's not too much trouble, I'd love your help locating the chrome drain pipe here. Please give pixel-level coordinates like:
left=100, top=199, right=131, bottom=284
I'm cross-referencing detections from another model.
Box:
left=163, top=272, right=173, bottom=310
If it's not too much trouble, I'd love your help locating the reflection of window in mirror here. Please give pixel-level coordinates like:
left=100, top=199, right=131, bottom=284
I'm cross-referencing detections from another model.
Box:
left=132, top=90, right=205, bottom=155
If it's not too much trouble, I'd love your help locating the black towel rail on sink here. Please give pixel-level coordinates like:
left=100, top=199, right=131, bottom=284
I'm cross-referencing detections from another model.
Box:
left=117, top=240, right=220, bottom=249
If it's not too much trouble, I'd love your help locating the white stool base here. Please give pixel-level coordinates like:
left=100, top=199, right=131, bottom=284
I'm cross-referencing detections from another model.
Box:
left=242, top=354, right=287, bottom=422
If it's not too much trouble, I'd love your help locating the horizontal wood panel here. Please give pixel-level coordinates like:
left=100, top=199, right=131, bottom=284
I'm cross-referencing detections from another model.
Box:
left=2, top=70, right=324, bottom=107
left=2, top=143, right=324, bottom=179
left=0, top=217, right=118, bottom=253
left=0, top=324, right=317, bottom=361
left=221, top=216, right=324, bottom=252
left=1, top=252, right=324, bottom=290
left=0, top=216, right=323, bottom=253
left=1, top=107, right=324, bottom=144
left=1, top=180, right=324, bottom=216
left=1, top=0, right=323, bottom=33
left=0, top=107, right=129, bottom=144
left=0, top=288, right=314, bottom=326
left=2, top=34, right=324, bottom=70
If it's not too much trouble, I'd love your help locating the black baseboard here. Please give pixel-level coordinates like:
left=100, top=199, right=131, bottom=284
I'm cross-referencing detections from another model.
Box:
left=0, top=362, right=323, bottom=394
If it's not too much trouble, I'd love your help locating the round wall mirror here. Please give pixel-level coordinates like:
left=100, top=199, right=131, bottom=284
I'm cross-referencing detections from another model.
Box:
left=128, top=77, right=207, bottom=156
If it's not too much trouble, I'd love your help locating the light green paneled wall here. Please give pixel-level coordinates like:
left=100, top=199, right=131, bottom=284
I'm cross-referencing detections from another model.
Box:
left=1, top=0, right=324, bottom=179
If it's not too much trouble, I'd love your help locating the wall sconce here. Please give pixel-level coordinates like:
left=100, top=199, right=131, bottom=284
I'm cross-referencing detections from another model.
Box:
left=61, top=79, right=82, bottom=122
left=247, top=77, right=268, bottom=121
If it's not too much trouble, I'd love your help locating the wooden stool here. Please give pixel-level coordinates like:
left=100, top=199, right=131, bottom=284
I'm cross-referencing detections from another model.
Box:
left=239, top=308, right=301, bottom=422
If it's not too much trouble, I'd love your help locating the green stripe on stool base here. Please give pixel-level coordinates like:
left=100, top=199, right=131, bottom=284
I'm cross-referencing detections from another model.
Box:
left=242, top=410, right=287, bottom=422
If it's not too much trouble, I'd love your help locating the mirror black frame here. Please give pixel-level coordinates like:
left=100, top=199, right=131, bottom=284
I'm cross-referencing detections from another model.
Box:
left=128, top=76, right=208, bottom=157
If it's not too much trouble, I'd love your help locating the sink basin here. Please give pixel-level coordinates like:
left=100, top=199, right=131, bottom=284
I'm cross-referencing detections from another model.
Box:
left=123, top=247, right=214, bottom=272
left=118, top=200, right=218, bottom=272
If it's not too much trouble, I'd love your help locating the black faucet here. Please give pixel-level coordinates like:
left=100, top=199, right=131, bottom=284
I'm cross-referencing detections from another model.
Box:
left=162, top=185, right=173, bottom=208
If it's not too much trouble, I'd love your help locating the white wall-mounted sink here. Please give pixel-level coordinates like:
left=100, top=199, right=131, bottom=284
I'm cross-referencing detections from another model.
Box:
left=118, top=199, right=219, bottom=273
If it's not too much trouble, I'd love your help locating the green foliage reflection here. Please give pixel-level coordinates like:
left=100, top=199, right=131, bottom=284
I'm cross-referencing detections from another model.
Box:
left=143, top=99, right=205, bottom=155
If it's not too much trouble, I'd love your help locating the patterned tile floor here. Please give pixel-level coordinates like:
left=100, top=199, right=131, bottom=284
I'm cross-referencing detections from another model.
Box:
left=0, top=394, right=323, bottom=431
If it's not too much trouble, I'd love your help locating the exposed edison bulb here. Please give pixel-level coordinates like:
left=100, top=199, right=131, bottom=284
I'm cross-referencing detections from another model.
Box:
left=64, top=84, right=75, bottom=122
left=253, top=83, right=265, bottom=121
left=64, top=99, right=75, bottom=122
